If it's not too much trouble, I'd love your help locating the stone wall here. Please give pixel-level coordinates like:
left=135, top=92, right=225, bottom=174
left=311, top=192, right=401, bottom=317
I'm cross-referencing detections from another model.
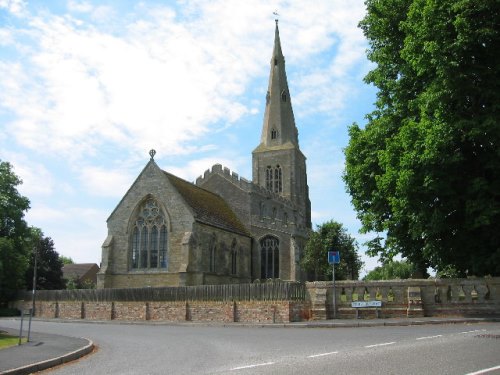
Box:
left=307, top=277, right=500, bottom=319
left=13, top=278, right=498, bottom=323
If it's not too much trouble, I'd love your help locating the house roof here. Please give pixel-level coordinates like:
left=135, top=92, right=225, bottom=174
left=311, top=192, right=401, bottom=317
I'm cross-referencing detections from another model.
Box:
left=62, top=263, right=99, bottom=280
left=164, top=171, right=251, bottom=237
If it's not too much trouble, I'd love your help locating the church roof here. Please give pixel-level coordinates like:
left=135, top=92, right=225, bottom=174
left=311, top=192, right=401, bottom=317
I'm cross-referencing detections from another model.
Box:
left=163, top=171, right=251, bottom=237
left=62, top=263, right=99, bottom=282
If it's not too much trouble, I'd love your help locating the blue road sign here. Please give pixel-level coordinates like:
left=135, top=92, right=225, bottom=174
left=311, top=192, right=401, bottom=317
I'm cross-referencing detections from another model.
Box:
left=328, top=251, right=340, bottom=264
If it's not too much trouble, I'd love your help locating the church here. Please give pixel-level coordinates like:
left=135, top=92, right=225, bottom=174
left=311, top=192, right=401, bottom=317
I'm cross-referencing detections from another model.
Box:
left=97, top=21, right=312, bottom=288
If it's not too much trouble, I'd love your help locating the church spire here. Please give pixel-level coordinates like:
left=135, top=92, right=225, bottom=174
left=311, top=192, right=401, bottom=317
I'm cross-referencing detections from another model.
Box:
left=259, top=20, right=299, bottom=147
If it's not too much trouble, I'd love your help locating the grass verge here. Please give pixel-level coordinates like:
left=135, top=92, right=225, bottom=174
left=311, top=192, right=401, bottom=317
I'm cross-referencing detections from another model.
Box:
left=0, top=332, right=26, bottom=349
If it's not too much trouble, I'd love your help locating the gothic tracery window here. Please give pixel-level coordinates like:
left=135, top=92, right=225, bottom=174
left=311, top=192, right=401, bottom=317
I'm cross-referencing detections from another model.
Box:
left=231, top=240, right=237, bottom=275
left=274, top=165, right=282, bottom=193
left=209, top=234, right=217, bottom=273
left=260, top=236, right=279, bottom=279
left=131, top=198, right=168, bottom=270
left=266, top=166, right=273, bottom=191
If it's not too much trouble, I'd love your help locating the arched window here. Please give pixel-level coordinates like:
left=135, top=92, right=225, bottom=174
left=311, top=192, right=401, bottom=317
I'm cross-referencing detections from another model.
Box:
left=231, top=240, right=237, bottom=275
left=281, top=89, right=287, bottom=102
left=140, top=226, right=148, bottom=268
left=274, top=165, right=282, bottom=193
left=159, top=226, right=168, bottom=268
left=266, top=166, right=273, bottom=191
left=209, top=234, right=216, bottom=273
left=271, top=128, right=277, bottom=140
left=150, top=226, right=158, bottom=268
left=132, top=227, right=139, bottom=268
left=131, top=198, right=168, bottom=269
left=260, top=236, right=279, bottom=279
left=266, top=165, right=282, bottom=193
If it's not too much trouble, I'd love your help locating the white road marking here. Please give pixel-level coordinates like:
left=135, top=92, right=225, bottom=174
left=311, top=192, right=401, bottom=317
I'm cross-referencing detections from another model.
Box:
left=308, top=351, right=339, bottom=358
left=364, top=341, right=396, bottom=348
left=459, top=329, right=485, bottom=334
left=464, top=364, right=500, bottom=375
left=231, top=362, right=276, bottom=371
left=416, top=335, right=443, bottom=340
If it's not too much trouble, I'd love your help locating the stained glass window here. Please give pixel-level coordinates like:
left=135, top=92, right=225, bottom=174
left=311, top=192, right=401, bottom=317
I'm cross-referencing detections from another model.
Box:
left=131, top=198, right=168, bottom=270
left=260, top=236, right=279, bottom=279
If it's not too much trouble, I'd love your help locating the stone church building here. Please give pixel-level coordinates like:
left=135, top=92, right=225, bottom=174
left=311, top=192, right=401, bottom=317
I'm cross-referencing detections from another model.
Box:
left=97, top=21, right=312, bottom=288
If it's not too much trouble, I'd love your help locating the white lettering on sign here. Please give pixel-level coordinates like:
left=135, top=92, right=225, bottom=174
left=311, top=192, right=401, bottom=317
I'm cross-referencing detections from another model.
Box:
left=351, top=301, right=382, bottom=308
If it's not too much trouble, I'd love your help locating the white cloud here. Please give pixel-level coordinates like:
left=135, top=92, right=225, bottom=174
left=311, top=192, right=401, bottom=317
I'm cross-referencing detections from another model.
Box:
left=79, top=166, right=135, bottom=197
left=25, top=205, right=107, bottom=263
left=1, top=0, right=369, bottom=163
left=67, top=0, right=93, bottom=13
left=0, top=0, right=26, bottom=16
left=1, top=152, right=55, bottom=197
left=164, top=156, right=247, bottom=183
left=0, top=0, right=375, bottom=272
left=25, top=205, right=67, bottom=222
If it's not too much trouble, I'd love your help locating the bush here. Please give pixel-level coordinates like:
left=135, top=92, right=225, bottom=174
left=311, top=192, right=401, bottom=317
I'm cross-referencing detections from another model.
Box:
left=0, top=308, right=20, bottom=317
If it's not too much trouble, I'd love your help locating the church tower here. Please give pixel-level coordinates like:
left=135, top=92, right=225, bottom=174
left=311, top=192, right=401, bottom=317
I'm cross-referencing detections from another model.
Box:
left=252, top=20, right=311, bottom=229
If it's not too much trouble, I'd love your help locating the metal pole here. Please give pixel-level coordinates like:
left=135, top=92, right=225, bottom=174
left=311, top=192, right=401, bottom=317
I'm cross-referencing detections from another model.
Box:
left=332, top=263, right=336, bottom=319
left=27, top=308, right=33, bottom=342
left=18, top=309, right=24, bottom=345
left=29, top=244, right=38, bottom=342
left=31, top=245, right=37, bottom=316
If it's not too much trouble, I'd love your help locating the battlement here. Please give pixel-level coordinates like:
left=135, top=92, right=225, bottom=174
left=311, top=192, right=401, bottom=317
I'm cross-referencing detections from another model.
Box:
left=195, top=164, right=297, bottom=208
left=196, top=164, right=252, bottom=191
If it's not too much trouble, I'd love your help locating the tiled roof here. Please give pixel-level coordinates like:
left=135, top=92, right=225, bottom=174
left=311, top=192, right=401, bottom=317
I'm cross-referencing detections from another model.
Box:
left=164, top=172, right=251, bottom=237
left=62, top=263, right=99, bottom=280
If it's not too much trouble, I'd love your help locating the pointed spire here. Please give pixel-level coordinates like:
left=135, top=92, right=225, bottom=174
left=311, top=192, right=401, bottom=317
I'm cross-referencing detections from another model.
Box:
left=272, top=19, right=284, bottom=64
left=258, top=20, right=299, bottom=149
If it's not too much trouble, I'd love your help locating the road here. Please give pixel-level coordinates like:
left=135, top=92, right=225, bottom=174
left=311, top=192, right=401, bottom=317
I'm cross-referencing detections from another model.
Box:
left=1, top=320, right=499, bottom=374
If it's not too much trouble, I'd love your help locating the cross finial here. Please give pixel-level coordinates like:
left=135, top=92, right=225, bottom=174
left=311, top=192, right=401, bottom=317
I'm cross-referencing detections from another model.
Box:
left=149, top=149, right=156, bottom=160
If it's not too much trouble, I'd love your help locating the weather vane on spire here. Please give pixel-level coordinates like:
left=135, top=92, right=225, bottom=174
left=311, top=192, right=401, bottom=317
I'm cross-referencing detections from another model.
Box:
left=273, top=10, right=279, bottom=23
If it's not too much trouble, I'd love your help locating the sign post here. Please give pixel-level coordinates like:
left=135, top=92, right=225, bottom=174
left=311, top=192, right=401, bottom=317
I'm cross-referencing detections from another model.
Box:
left=328, top=250, right=340, bottom=319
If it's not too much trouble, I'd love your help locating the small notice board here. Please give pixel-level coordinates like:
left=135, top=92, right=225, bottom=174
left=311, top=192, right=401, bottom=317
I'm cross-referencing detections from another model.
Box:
left=351, top=301, right=382, bottom=308
left=328, top=251, right=340, bottom=265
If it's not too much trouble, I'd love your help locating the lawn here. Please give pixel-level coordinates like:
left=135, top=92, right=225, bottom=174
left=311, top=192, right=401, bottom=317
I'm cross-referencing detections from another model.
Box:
left=0, top=332, right=26, bottom=349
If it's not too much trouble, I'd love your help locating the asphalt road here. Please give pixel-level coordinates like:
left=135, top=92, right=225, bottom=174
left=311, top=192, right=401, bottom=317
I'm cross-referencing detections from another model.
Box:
left=1, top=320, right=499, bottom=374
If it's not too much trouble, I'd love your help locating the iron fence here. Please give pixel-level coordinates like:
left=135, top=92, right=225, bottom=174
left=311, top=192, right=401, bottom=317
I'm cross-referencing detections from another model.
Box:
left=17, top=280, right=305, bottom=303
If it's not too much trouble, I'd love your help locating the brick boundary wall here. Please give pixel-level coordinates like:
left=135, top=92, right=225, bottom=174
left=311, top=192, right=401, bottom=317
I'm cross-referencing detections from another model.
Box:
left=16, top=300, right=310, bottom=323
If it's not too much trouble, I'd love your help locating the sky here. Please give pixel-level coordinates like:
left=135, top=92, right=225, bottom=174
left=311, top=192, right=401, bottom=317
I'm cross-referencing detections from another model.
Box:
left=0, top=0, right=380, bottom=275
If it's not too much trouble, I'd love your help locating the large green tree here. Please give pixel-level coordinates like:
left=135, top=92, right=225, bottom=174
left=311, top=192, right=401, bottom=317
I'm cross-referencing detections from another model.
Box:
left=25, top=231, right=65, bottom=290
left=0, top=160, right=31, bottom=302
left=301, top=220, right=363, bottom=281
left=344, top=0, right=500, bottom=276
left=364, top=260, right=416, bottom=281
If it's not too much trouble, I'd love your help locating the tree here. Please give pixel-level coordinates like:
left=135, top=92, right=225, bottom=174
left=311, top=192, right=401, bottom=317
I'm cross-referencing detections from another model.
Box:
left=60, top=256, right=74, bottom=265
left=0, top=160, right=31, bottom=302
left=25, top=231, right=65, bottom=290
left=343, top=0, right=500, bottom=276
left=301, top=220, right=363, bottom=281
left=364, top=260, right=416, bottom=281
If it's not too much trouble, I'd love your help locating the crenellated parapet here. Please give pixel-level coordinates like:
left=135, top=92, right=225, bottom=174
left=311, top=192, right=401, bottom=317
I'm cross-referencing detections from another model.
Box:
left=196, top=164, right=253, bottom=192
left=196, top=164, right=300, bottom=208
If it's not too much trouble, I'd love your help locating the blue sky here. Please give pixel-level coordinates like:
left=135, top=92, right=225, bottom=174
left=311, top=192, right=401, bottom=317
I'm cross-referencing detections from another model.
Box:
left=0, top=0, right=379, bottom=275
